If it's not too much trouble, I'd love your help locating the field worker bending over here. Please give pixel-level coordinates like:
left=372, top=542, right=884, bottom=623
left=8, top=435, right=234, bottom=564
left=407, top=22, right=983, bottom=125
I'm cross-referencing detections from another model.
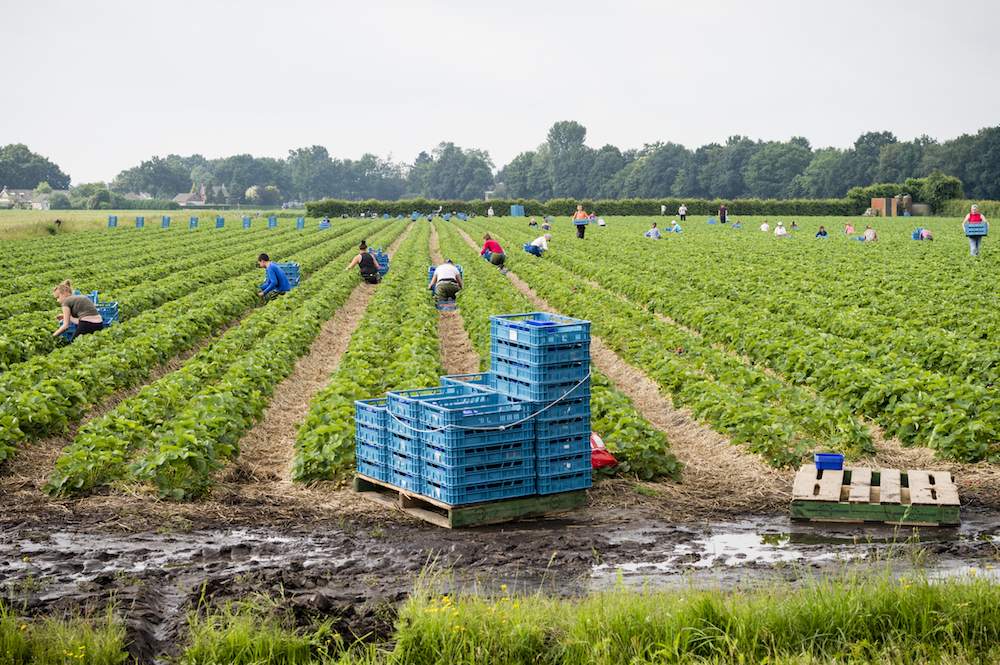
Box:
left=525, top=233, right=551, bottom=256
left=845, top=221, right=855, bottom=234
left=257, top=253, right=291, bottom=298
left=863, top=225, right=878, bottom=242
left=774, top=221, right=787, bottom=237
left=345, top=240, right=382, bottom=284
left=645, top=222, right=661, bottom=239
left=671, top=220, right=682, bottom=233
left=51, top=280, right=103, bottom=341
left=480, top=233, right=506, bottom=267
left=919, top=228, right=934, bottom=241
left=428, top=259, right=463, bottom=301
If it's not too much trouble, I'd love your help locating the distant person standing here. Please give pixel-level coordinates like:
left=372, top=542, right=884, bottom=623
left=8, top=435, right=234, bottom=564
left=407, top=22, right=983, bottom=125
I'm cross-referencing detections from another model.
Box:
left=718, top=204, right=728, bottom=225
left=678, top=203, right=687, bottom=221
left=572, top=205, right=589, bottom=239
left=487, top=206, right=494, bottom=218
left=661, top=204, right=666, bottom=216
left=964, top=204, right=988, bottom=256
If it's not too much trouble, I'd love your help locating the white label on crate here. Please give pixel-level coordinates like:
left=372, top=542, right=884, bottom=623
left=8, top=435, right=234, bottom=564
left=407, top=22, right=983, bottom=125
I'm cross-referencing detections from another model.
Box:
left=509, top=329, right=517, bottom=341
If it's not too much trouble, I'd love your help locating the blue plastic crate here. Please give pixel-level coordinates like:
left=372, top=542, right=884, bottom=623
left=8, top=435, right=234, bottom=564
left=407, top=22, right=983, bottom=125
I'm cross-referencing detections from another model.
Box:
left=965, top=222, right=988, bottom=236
left=388, top=431, right=423, bottom=458
left=354, top=398, right=388, bottom=429
left=356, top=458, right=389, bottom=483
left=424, top=419, right=534, bottom=450
left=387, top=414, right=422, bottom=440
left=424, top=476, right=535, bottom=506
left=424, top=458, right=534, bottom=487
left=532, top=397, right=591, bottom=421
left=387, top=384, right=489, bottom=421
left=355, top=422, right=389, bottom=449
left=536, top=434, right=590, bottom=459
left=537, top=472, right=592, bottom=495
left=391, top=468, right=422, bottom=493
left=493, top=373, right=590, bottom=402
left=355, top=439, right=386, bottom=465
left=814, top=453, right=844, bottom=470
left=391, top=450, right=422, bottom=477
left=440, top=372, right=495, bottom=388
left=491, top=313, right=590, bottom=346
left=491, top=337, right=590, bottom=366
left=424, top=439, right=533, bottom=467
left=491, top=356, right=589, bottom=384
left=534, top=416, right=590, bottom=440
left=537, top=452, right=591, bottom=478
left=275, top=262, right=300, bottom=288
left=420, top=392, right=533, bottom=431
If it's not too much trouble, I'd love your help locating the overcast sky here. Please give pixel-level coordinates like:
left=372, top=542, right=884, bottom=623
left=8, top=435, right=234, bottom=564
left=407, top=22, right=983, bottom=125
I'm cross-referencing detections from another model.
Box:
left=4, top=0, right=998, bottom=186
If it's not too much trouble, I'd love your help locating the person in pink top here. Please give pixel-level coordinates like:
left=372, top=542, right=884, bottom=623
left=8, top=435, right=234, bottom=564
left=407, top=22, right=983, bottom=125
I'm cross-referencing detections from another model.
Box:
left=845, top=221, right=855, bottom=234
left=480, top=233, right=506, bottom=267
left=964, top=204, right=989, bottom=256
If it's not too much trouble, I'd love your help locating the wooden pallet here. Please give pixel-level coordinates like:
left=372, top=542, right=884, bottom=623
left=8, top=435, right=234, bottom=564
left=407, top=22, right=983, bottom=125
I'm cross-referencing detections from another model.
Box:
left=354, top=475, right=587, bottom=528
left=790, top=464, right=960, bottom=526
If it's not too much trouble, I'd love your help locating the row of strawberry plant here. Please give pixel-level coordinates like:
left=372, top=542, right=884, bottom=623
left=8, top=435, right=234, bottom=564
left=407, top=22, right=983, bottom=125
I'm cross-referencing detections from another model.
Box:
left=524, top=221, right=999, bottom=463
left=41, top=221, right=407, bottom=496
left=459, top=217, right=873, bottom=467
left=436, top=221, right=683, bottom=481
left=293, top=223, right=444, bottom=481
left=0, top=222, right=387, bottom=464
left=0, top=220, right=371, bottom=369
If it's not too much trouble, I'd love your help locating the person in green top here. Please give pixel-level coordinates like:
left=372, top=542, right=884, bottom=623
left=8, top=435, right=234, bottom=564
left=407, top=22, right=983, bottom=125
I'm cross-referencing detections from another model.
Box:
left=52, top=280, right=104, bottom=341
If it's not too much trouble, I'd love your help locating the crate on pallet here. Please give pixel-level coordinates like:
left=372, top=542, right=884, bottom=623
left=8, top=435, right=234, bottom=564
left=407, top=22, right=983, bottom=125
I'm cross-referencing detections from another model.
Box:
left=424, top=418, right=534, bottom=451
left=536, top=434, right=590, bottom=459
left=424, top=439, right=533, bottom=467
left=534, top=415, right=590, bottom=441
left=439, top=372, right=494, bottom=388
left=491, top=337, right=590, bottom=366
left=537, top=451, right=591, bottom=477
left=491, top=312, right=590, bottom=347
left=424, top=458, right=534, bottom=487
left=492, top=373, right=590, bottom=403
left=420, top=392, right=534, bottom=433
left=387, top=384, right=491, bottom=422
left=424, top=476, right=535, bottom=505
left=275, top=262, right=300, bottom=288
left=533, top=396, right=590, bottom=421
left=537, top=472, right=592, bottom=495
left=491, top=356, right=589, bottom=385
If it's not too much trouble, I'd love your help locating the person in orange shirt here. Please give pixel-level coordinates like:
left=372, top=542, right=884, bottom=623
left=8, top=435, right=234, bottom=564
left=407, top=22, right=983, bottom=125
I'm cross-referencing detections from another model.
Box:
left=572, top=205, right=589, bottom=239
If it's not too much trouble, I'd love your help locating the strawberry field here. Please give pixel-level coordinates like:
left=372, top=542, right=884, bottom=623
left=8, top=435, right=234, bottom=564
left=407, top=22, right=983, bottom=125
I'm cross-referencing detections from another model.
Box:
left=0, top=213, right=997, bottom=506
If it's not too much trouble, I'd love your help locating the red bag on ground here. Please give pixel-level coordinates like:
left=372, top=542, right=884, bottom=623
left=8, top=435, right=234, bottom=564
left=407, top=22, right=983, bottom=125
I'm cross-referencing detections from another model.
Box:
left=590, top=432, right=617, bottom=469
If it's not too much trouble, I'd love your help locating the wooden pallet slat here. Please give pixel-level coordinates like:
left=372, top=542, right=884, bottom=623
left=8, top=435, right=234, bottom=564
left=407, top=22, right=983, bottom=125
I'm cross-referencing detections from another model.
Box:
left=879, top=468, right=901, bottom=504
left=791, top=465, right=843, bottom=502
left=848, top=467, right=872, bottom=504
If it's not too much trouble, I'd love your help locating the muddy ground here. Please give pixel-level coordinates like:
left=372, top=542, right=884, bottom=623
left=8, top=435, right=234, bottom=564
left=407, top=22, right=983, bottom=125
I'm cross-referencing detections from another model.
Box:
left=3, top=226, right=1000, bottom=663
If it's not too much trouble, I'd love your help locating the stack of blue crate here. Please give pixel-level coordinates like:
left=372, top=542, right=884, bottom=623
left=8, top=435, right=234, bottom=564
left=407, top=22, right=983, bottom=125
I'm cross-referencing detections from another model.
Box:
left=489, top=313, right=592, bottom=494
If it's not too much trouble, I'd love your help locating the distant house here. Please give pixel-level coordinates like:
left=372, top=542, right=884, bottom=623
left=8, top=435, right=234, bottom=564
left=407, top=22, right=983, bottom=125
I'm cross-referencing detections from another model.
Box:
left=173, top=184, right=230, bottom=206
left=0, top=187, right=35, bottom=208
left=31, top=190, right=71, bottom=210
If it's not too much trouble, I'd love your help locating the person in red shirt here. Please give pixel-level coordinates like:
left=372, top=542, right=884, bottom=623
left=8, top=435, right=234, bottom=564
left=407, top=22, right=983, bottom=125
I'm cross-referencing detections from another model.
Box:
left=964, top=204, right=989, bottom=256
left=480, top=233, right=506, bottom=267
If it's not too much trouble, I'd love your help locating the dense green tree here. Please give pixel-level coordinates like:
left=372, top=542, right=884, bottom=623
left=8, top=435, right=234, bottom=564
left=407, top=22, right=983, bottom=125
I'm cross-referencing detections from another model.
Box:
left=0, top=144, right=70, bottom=189
left=744, top=141, right=813, bottom=199
left=47, top=192, right=71, bottom=210
left=546, top=120, right=587, bottom=154
left=844, top=131, right=898, bottom=189
left=113, top=156, right=190, bottom=199
left=588, top=145, right=625, bottom=197
left=498, top=151, right=535, bottom=199
left=34, top=181, right=53, bottom=196
left=788, top=148, right=849, bottom=198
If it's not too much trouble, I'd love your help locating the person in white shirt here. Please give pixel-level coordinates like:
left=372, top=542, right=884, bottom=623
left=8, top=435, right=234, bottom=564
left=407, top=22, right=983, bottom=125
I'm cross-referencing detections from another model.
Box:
left=678, top=204, right=687, bottom=221
left=661, top=204, right=666, bottom=216
left=646, top=222, right=661, bottom=239
left=773, top=221, right=787, bottom=237
left=760, top=221, right=771, bottom=232
left=487, top=206, right=494, bottom=218
left=525, top=234, right=551, bottom=256
left=428, top=259, right=463, bottom=301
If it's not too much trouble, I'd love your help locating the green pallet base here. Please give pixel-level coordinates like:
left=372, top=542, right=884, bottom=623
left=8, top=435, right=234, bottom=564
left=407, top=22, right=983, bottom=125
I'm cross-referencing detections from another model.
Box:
left=790, top=501, right=959, bottom=526
left=354, top=474, right=587, bottom=528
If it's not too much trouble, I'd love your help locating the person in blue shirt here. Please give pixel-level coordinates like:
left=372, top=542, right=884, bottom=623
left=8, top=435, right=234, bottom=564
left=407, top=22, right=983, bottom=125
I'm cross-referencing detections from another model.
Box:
left=815, top=226, right=828, bottom=238
left=671, top=220, right=682, bottom=233
left=257, top=253, right=291, bottom=298
left=645, top=222, right=661, bottom=239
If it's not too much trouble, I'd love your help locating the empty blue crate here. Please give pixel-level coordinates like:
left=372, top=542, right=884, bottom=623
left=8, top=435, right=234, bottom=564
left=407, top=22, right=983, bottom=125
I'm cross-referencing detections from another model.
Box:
left=491, top=337, right=590, bottom=366
left=275, top=262, right=300, bottom=288
left=391, top=468, right=423, bottom=494
left=425, top=439, right=534, bottom=467
left=423, top=458, right=534, bottom=487
left=537, top=472, right=592, bottom=495
left=534, top=415, right=590, bottom=441
left=356, top=438, right=386, bottom=465
left=424, top=419, right=534, bottom=450
left=965, top=222, right=988, bottom=236
left=440, top=372, right=495, bottom=389
left=491, top=312, right=590, bottom=346
left=536, top=433, right=590, bottom=459
left=537, top=451, right=591, bottom=477
left=355, top=397, right=388, bottom=429
left=420, top=392, right=533, bottom=432
left=355, top=421, right=389, bottom=449
left=424, top=476, right=536, bottom=506
left=491, top=356, right=589, bottom=384
left=387, top=384, right=489, bottom=421
left=391, top=450, right=422, bottom=477
left=533, top=397, right=590, bottom=421
left=356, top=457, right=389, bottom=483
left=389, top=431, right=423, bottom=458
left=493, top=373, right=590, bottom=402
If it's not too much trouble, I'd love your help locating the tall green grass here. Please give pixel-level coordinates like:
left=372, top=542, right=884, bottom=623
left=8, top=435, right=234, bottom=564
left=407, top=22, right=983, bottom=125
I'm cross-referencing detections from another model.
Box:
left=0, top=600, right=128, bottom=664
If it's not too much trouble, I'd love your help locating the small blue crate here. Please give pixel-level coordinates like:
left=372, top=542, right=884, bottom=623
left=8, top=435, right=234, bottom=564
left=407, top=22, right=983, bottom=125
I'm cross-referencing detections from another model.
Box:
left=911, top=229, right=923, bottom=241
left=387, top=414, right=422, bottom=440
left=355, top=422, right=389, bottom=449
left=493, top=373, right=590, bottom=403
left=491, top=337, right=590, bottom=366
left=424, top=476, right=535, bottom=506
left=965, top=222, right=988, bottom=236
left=387, top=384, right=489, bottom=421
left=427, top=265, right=464, bottom=282
left=491, top=356, right=589, bottom=384
left=356, top=439, right=386, bottom=466
left=356, top=458, right=389, bottom=483
left=533, top=397, right=591, bottom=421
left=391, top=468, right=422, bottom=493
left=96, top=302, right=119, bottom=325
left=535, top=416, right=590, bottom=440
left=391, top=450, right=422, bottom=477
left=424, top=440, right=533, bottom=467
left=420, top=392, right=533, bottom=432
left=537, top=452, right=591, bottom=478
left=275, top=262, right=300, bottom=288
left=537, top=472, right=592, bottom=495
left=423, top=419, right=534, bottom=450
left=423, top=458, right=534, bottom=487
left=440, top=372, right=495, bottom=389
left=389, top=431, right=423, bottom=458
left=536, top=434, right=590, bottom=459
left=491, top=313, right=590, bottom=346
left=814, top=453, right=844, bottom=470
left=354, top=397, right=388, bottom=429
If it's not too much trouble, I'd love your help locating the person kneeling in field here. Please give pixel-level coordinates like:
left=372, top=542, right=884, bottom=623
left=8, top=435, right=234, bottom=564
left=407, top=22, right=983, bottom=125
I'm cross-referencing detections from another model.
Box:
left=480, top=233, right=506, bottom=267
left=525, top=233, right=551, bottom=256
left=645, top=222, right=661, bottom=239
left=345, top=241, right=382, bottom=284
left=52, top=280, right=104, bottom=341
left=257, top=253, right=291, bottom=299
left=428, top=259, right=463, bottom=301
